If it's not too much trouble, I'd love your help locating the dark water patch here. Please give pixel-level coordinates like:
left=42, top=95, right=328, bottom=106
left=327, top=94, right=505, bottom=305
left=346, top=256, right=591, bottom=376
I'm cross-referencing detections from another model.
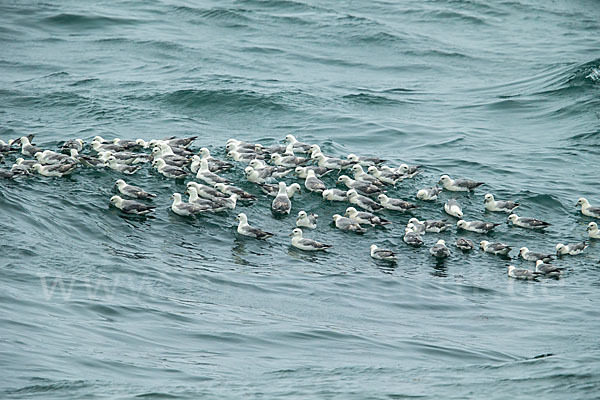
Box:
left=42, top=13, right=142, bottom=28
left=342, top=93, right=408, bottom=106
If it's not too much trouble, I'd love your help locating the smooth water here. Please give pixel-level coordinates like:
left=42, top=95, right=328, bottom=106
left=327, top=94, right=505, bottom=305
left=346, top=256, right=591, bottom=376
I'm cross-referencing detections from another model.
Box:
left=2, top=0, right=600, bottom=398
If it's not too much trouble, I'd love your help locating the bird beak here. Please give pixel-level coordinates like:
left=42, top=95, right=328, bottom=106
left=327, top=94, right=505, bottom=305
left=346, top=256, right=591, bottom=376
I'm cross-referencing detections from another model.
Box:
left=288, top=232, right=294, bottom=236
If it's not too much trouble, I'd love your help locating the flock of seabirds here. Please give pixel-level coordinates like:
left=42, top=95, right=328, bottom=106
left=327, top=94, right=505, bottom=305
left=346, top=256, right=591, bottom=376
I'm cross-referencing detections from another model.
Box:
left=1, top=133, right=598, bottom=280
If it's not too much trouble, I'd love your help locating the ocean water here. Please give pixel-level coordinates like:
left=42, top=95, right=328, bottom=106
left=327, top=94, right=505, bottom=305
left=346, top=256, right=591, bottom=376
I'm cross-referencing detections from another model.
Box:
left=2, top=0, right=600, bottom=398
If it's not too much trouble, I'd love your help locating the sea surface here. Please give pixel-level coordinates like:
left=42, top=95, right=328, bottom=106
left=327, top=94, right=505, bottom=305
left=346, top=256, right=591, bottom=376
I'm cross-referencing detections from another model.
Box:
left=1, top=0, right=600, bottom=398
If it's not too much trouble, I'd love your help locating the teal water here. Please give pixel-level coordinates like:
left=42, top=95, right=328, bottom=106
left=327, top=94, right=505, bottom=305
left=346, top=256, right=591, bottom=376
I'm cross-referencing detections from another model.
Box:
left=2, top=0, right=600, bottom=398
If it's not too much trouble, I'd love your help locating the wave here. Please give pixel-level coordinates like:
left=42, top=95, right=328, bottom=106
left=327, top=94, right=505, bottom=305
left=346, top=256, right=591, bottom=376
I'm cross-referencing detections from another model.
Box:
left=42, top=13, right=141, bottom=27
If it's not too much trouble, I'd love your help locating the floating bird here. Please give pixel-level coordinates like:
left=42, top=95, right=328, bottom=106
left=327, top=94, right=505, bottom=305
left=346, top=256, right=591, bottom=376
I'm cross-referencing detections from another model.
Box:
left=20, top=136, right=42, bottom=156
left=535, top=260, right=564, bottom=277
left=32, top=162, right=76, bottom=177
left=109, top=195, right=155, bottom=215
left=322, top=188, right=347, bottom=202
left=214, top=183, right=257, bottom=201
left=294, top=165, right=332, bottom=178
left=244, top=166, right=272, bottom=184
left=151, top=147, right=188, bottom=166
left=456, top=238, right=475, bottom=251
left=370, top=244, right=396, bottom=261
left=556, top=242, right=588, bottom=256
left=507, top=214, right=551, bottom=230
left=296, top=211, right=318, bottom=229
left=101, top=150, right=149, bottom=165
left=270, top=152, right=308, bottom=167
left=368, top=166, right=402, bottom=186
left=576, top=198, right=600, bottom=219
left=60, top=138, right=84, bottom=153
left=347, top=153, right=385, bottom=167
left=290, top=228, right=331, bottom=251
left=377, top=194, right=417, bottom=212
left=152, top=158, right=187, bottom=179
left=162, top=136, right=197, bottom=149
left=430, top=240, right=450, bottom=258
left=35, top=150, right=75, bottom=165
left=314, top=154, right=354, bottom=170
left=351, top=164, right=383, bottom=186
left=196, top=159, right=229, bottom=185
left=199, top=148, right=234, bottom=171
left=406, top=222, right=425, bottom=235
left=106, top=156, right=140, bottom=175
left=236, top=213, right=273, bottom=239
left=416, top=186, right=442, bottom=201
left=228, top=150, right=262, bottom=163
left=457, top=220, right=500, bottom=234
left=304, top=169, right=327, bottom=193
left=337, top=175, right=383, bottom=195
left=259, top=182, right=301, bottom=198
left=484, top=193, right=519, bottom=213
left=480, top=240, right=511, bottom=256
left=397, top=164, right=420, bottom=178
left=439, top=174, right=483, bottom=192
left=112, top=138, right=143, bottom=150
left=285, top=134, right=312, bottom=153
left=507, top=265, right=538, bottom=280
left=345, top=207, right=390, bottom=227
left=332, top=214, right=366, bottom=233
left=519, top=247, right=554, bottom=263
left=444, top=199, right=463, bottom=218
left=348, top=189, right=383, bottom=213
left=185, top=187, right=218, bottom=210
left=187, top=182, right=228, bottom=200
left=115, top=179, right=156, bottom=199
left=210, top=193, right=238, bottom=211
left=403, top=227, right=423, bottom=247
left=170, top=193, right=208, bottom=216
left=408, top=218, right=449, bottom=233
left=587, top=222, right=600, bottom=239
left=248, top=159, right=292, bottom=179
left=272, top=182, right=292, bottom=214
left=92, top=141, right=124, bottom=153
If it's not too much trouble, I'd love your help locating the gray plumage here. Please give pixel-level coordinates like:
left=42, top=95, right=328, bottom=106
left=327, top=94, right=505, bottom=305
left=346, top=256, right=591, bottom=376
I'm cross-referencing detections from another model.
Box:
left=333, top=215, right=367, bottom=233
left=456, top=238, right=475, bottom=251
left=403, top=231, right=423, bottom=247
left=116, top=180, right=156, bottom=199
left=272, top=193, right=291, bottom=215
left=430, top=241, right=450, bottom=258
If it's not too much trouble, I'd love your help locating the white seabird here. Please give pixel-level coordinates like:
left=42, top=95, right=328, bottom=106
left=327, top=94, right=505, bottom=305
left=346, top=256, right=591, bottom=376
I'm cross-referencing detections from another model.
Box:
left=270, top=152, right=308, bottom=167
left=314, top=153, right=354, bottom=170
left=187, top=182, right=228, bottom=200
left=368, top=166, right=401, bottom=186
left=106, top=156, right=141, bottom=174
left=507, top=214, right=551, bottom=230
left=60, top=138, right=84, bottom=152
left=556, top=242, right=588, bottom=256
left=152, top=158, right=187, bottom=179
left=370, top=244, right=396, bottom=261
left=403, top=227, right=423, bottom=247
left=322, top=188, right=347, bottom=202
left=185, top=187, right=218, bottom=211
left=19, top=137, right=42, bottom=156
left=480, top=240, right=511, bottom=256
left=332, top=214, right=366, bottom=233
left=244, top=166, right=271, bottom=184
left=587, top=222, right=600, bottom=239
left=199, top=148, right=234, bottom=172
left=170, top=193, right=208, bottom=216
left=290, top=228, right=331, bottom=251
left=35, top=150, right=74, bottom=165
left=102, top=150, right=149, bottom=165
left=416, top=186, right=442, bottom=201
left=535, top=260, right=564, bottom=277
left=259, top=182, right=301, bottom=198
left=377, top=194, right=417, bottom=212
left=337, top=175, right=383, bottom=195
left=439, top=174, right=483, bottom=192
left=444, top=199, right=463, bottom=218
left=347, top=154, right=386, bottom=167
left=294, top=165, right=332, bottom=179
left=272, top=182, right=292, bottom=215
left=348, top=189, right=383, bottom=213
left=115, top=179, right=156, bottom=199
left=456, top=238, right=475, bottom=251
left=214, top=183, right=257, bottom=201
left=484, top=193, right=519, bottom=213
left=109, top=195, right=155, bottom=215
left=351, top=164, right=383, bottom=186
left=228, top=150, right=262, bottom=163
left=576, top=198, right=600, bottom=218
left=430, top=239, right=450, bottom=258
left=408, top=218, right=449, bottom=233
left=457, top=220, right=500, bottom=234
left=345, top=206, right=390, bottom=227
left=236, top=213, right=273, bottom=239
left=507, top=265, right=538, bottom=280
left=285, top=134, right=311, bottom=153
left=196, top=159, right=229, bottom=185
left=519, top=247, right=554, bottom=263
left=248, top=159, right=292, bottom=179
left=32, top=162, right=76, bottom=177
left=296, top=210, right=318, bottom=229
left=304, top=169, right=327, bottom=193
